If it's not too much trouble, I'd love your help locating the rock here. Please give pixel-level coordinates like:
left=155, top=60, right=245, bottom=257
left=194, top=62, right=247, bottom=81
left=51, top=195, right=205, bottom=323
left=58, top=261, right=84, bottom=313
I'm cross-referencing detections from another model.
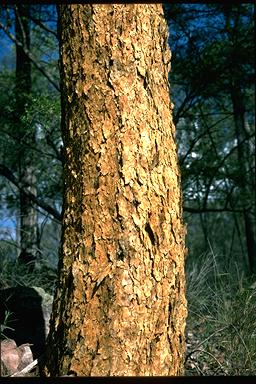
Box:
left=0, top=339, right=33, bottom=376
left=18, top=343, right=34, bottom=371
left=0, top=286, right=53, bottom=360
left=1, top=339, right=19, bottom=376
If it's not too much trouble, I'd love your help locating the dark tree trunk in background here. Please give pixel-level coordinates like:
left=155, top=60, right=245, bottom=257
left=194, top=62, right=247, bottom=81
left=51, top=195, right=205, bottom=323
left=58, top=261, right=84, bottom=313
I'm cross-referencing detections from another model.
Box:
left=231, top=84, right=256, bottom=273
left=43, top=4, right=187, bottom=376
left=15, top=5, right=38, bottom=269
left=220, top=5, right=256, bottom=273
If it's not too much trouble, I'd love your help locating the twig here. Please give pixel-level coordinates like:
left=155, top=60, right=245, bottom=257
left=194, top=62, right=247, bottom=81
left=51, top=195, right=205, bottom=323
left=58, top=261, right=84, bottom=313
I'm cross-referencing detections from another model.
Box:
left=185, top=325, right=229, bottom=362
left=10, top=358, right=38, bottom=377
left=0, top=163, right=62, bottom=222
left=188, top=348, right=227, bottom=375
left=193, top=360, right=204, bottom=376
left=29, top=15, right=58, bottom=38
left=0, top=21, right=59, bottom=91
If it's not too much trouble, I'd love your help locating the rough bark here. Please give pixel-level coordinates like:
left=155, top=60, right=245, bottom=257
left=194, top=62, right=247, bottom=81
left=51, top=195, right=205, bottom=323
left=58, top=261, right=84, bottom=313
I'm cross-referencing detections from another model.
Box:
left=44, top=4, right=187, bottom=376
left=15, top=5, right=38, bottom=268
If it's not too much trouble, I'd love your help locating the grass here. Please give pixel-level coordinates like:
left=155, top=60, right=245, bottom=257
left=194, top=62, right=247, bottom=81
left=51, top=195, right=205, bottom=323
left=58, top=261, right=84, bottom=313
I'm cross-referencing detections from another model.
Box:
left=0, top=251, right=56, bottom=347
left=0, top=254, right=57, bottom=295
left=0, top=309, right=15, bottom=340
left=1, top=241, right=255, bottom=375
left=185, top=248, right=256, bottom=376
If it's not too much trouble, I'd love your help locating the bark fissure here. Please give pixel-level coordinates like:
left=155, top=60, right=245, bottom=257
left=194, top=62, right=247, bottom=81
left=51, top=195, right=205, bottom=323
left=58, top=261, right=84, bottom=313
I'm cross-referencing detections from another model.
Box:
left=145, top=222, right=156, bottom=246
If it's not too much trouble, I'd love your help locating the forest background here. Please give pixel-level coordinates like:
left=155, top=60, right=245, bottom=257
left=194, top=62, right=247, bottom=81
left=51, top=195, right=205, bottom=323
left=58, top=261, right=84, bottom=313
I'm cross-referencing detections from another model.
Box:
left=0, top=4, right=255, bottom=375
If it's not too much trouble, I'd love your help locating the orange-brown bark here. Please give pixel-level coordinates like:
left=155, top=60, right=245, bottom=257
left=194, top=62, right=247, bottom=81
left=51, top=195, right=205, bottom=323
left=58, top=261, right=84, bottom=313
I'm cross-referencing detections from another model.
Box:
left=44, top=4, right=187, bottom=376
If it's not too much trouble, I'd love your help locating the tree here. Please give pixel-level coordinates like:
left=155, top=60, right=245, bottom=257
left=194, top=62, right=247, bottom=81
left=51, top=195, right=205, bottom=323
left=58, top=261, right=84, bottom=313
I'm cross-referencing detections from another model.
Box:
left=223, top=5, right=256, bottom=272
left=43, top=4, right=187, bottom=376
left=164, top=4, right=255, bottom=272
left=0, top=4, right=62, bottom=268
left=14, top=4, right=38, bottom=267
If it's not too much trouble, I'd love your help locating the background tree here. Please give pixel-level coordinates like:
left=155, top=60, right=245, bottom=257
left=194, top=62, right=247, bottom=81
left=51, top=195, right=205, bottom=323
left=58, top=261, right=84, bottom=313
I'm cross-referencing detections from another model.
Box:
left=0, top=4, right=62, bottom=269
left=43, top=4, right=187, bottom=376
left=162, top=5, right=255, bottom=375
left=164, top=3, right=255, bottom=273
left=15, top=4, right=38, bottom=268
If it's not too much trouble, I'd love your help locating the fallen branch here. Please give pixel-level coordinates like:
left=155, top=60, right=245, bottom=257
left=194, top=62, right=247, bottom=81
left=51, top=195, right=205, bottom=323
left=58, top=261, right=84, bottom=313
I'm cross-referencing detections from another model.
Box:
left=187, top=348, right=227, bottom=375
left=10, top=358, right=38, bottom=377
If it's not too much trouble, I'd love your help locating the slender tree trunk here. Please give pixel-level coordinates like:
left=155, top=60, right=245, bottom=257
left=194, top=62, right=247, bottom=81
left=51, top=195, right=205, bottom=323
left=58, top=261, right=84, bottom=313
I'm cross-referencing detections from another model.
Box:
left=231, top=84, right=256, bottom=272
left=15, top=4, right=38, bottom=268
left=223, top=8, right=256, bottom=273
left=44, top=4, right=187, bottom=376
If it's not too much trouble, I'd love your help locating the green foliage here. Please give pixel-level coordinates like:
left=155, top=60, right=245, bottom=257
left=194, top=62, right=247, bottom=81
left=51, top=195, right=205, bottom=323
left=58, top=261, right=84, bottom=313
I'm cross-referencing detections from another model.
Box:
left=20, top=93, right=62, bottom=201
left=0, top=309, right=15, bottom=340
left=165, top=3, right=255, bottom=272
left=0, top=5, right=61, bottom=266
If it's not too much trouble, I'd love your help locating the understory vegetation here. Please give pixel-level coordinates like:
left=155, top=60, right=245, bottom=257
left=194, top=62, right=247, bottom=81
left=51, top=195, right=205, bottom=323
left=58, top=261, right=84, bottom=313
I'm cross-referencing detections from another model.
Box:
left=185, top=249, right=256, bottom=376
left=0, top=241, right=57, bottom=295
left=1, top=244, right=255, bottom=376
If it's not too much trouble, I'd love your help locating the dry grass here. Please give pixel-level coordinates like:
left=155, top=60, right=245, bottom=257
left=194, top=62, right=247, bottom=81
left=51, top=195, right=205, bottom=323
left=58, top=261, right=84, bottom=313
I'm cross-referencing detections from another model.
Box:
left=1, top=242, right=255, bottom=375
left=185, top=249, right=256, bottom=375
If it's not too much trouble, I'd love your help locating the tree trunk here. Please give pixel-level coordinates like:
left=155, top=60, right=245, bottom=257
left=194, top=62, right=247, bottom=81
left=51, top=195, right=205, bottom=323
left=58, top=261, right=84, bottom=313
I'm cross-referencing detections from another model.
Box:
left=15, top=4, right=38, bottom=268
left=230, top=84, right=256, bottom=272
left=44, top=4, right=187, bottom=376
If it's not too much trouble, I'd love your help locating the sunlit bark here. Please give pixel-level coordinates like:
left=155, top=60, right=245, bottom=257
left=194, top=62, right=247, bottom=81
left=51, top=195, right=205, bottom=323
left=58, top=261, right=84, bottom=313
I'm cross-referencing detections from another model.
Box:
left=44, top=4, right=187, bottom=376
